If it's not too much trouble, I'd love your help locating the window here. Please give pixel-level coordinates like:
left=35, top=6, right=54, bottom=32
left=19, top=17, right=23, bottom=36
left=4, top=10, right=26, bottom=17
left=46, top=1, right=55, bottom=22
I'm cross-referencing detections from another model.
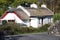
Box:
left=8, top=20, right=15, bottom=22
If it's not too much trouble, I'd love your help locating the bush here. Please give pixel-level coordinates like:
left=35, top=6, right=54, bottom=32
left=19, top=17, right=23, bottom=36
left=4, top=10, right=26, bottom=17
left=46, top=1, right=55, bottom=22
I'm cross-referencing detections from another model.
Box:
left=0, top=23, right=50, bottom=35
left=0, top=23, right=20, bottom=35
left=53, top=13, right=60, bottom=22
left=2, top=20, right=7, bottom=25
left=38, top=24, right=50, bottom=32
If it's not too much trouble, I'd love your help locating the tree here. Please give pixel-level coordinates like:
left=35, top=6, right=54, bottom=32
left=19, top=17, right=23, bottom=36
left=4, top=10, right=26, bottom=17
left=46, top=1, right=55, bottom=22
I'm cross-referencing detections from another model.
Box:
left=0, top=0, right=60, bottom=16
left=11, top=0, right=38, bottom=7
left=53, top=13, right=60, bottom=22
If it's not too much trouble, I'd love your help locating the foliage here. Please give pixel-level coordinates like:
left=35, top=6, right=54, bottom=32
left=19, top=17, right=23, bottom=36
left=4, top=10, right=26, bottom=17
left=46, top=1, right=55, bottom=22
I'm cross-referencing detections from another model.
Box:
left=0, top=0, right=60, bottom=16
left=0, top=23, right=50, bottom=35
left=0, top=23, right=20, bottom=35
left=0, top=0, right=38, bottom=16
left=53, top=13, right=60, bottom=22
left=10, top=0, right=38, bottom=7
left=38, top=24, right=50, bottom=32
left=2, top=20, right=7, bottom=25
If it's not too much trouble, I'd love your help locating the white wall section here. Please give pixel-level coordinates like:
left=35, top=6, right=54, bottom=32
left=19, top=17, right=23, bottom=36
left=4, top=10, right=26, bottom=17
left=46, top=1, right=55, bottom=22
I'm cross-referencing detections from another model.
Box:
left=30, top=18, right=39, bottom=28
left=1, top=13, right=24, bottom=23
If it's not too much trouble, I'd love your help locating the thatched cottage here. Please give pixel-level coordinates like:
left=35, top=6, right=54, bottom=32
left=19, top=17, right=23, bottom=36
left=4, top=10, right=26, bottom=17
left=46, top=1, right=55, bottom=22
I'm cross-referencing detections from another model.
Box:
left=0, top=4, right=54, bottom=28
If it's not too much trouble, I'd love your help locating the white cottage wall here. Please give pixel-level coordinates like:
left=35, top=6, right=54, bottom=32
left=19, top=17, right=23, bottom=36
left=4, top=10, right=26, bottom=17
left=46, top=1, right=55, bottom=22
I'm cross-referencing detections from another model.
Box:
left=51, top=18, right=53, bottom=23
left=2, top=13, right=15, bottom=20
left=30, top=18, right=39, bottom=28
left=43, top=17, right=53, bottom=25
left=14, top=14, right=24, bottom=23
left=1, top=13, right=24, bottom=23
left=25, top=21, right=30, bottom=27
left=43, top=18, right=49, bottom=25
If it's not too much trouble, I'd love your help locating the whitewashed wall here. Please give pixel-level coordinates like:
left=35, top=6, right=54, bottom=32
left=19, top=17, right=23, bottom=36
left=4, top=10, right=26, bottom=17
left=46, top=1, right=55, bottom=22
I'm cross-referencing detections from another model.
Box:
left=50, top=18, right=53, bottom=23
left=43, top=18, right=49, bottom=25
left=29, top=17, right=53, bottom=28
left=1, top=13, right=24, bottom=23
left=30, top=18, right=39, bottom=28
left=43, top=17, right=53, bottom=25
left=24, top=21, right=30, bottom=27
left=2, top=13, right=15, bottom=20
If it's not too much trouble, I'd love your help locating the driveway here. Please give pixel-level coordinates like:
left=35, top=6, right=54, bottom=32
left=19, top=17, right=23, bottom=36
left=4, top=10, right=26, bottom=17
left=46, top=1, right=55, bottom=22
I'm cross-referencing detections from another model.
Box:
left=4, top=32, right=60, bottom=40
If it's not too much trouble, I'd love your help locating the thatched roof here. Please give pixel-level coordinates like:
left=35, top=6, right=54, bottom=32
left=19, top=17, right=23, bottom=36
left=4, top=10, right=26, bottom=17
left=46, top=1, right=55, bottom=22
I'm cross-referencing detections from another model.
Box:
left=16, top=9, right=29, bottom=20
left=6, top=7, right=54, bottom=19
left=25, top=7, right=54, bottom=17
left=7, top=8, right=29, bottom=20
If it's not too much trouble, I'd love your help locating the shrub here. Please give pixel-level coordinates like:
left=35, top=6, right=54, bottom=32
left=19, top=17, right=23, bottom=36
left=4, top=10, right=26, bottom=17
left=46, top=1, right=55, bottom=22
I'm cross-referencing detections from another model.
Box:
left=38, top=24, right=50, bottom=32
left=0, top=23, right=20, bottom=35
left=0, top=23, right=50, bottom=35
left=53, top=13, right=60, bottom=22
left=2, top=20, right=7, bottom=25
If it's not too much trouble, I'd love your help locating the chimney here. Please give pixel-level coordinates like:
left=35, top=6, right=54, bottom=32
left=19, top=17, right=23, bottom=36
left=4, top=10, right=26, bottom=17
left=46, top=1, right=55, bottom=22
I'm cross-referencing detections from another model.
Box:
left=30, top=3, right=38, bottom=8
left=41, top=4, right=47, bottom=8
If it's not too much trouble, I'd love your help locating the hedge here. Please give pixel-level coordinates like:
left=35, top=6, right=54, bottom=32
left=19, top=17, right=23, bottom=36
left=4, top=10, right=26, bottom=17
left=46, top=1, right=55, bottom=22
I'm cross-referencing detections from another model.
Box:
left=0, top=23, right=50, bottom=35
